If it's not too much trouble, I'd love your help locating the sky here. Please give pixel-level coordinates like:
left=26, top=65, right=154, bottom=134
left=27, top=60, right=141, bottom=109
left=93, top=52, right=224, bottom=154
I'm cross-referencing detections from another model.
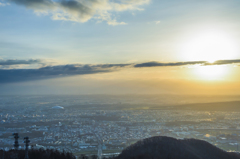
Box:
left=1, top=0, right=240, bottom=95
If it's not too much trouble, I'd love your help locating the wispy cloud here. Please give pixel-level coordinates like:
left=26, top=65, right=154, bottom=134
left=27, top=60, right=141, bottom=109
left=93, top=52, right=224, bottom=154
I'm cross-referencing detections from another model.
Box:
left=0, top=59, right=42, bottom=65
left=134, top=59, right=240, bottom=67
left=0, top=2, right=9, bottom=6
left=134, top=61, right=205, bottom=67
left=9, top=0, right=150, bottom=25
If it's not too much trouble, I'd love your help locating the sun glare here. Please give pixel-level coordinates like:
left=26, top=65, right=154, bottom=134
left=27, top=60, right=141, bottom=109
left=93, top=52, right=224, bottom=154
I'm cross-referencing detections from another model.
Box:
left=181, top=29, right=238, bottom=63
left=178, top=28, right=239, bottom=80
left=194, top=65, right=229, bottom=80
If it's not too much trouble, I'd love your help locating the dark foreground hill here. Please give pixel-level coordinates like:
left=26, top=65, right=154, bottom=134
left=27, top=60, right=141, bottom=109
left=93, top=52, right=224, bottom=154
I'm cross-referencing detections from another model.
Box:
left=115, top=136, right=240, bottom=159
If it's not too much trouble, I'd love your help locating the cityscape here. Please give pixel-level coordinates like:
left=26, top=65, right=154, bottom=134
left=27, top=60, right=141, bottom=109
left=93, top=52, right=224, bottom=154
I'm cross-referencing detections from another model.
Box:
left=1, top=95, right=240, bottom=158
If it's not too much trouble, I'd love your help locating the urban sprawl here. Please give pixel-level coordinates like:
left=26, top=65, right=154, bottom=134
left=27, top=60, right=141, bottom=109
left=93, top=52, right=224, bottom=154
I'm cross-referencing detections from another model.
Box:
left=0, top=95, right=240, bottom=156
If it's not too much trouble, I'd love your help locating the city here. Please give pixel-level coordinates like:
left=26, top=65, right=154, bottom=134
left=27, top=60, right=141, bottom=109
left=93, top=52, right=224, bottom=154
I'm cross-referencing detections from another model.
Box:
left=0, top=95, right=240, bottom=157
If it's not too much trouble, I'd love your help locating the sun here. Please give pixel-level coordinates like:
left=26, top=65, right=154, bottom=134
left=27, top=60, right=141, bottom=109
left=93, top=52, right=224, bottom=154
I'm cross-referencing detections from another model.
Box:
left=180, top=29, right=238, bottom=63
left=179, top=28, right=238, bottom=80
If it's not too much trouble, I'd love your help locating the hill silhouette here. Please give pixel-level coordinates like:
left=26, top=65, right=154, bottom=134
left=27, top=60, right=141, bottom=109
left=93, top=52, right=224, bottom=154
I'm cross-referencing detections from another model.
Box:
left=115, top=136, right=240, bottom=159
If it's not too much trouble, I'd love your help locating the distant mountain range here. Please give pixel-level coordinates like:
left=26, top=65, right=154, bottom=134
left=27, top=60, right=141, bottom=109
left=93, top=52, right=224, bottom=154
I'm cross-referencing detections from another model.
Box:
left=115, top=136, right=240, bottom=159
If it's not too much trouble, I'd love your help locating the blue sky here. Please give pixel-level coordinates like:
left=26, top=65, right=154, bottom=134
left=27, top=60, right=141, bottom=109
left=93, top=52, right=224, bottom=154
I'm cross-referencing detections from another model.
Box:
left=1, top=0, right=239, bottom=63
left=1, top=0, right=240, bottom=94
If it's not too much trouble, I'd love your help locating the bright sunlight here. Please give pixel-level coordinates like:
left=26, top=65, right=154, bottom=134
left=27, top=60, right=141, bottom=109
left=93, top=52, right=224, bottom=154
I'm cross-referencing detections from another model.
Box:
left=179, top=28, right=238, bottom=80
left=181, top=29, right=238, bottom=63
left=194, top=65, right=229, bottom=80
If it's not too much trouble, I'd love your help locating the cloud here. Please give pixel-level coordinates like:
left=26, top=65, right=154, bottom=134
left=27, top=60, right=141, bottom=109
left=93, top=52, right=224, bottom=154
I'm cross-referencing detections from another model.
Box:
left=155, top=20, right=160, bottom=24
left=205, top=59, right=240, bottom=65
left=1, top=58, right=240, bottom=83
left=0, top=2, right=9, bottom=6
left=9, top=0, right=150, bottom=25
left=0, top=59, right=42, bottom=65
left=134, top=59, right=240, bottom=67
left=94, top=63, right=131, bottom=68
left=134, top=61, right=206, bottom=67
left=0, top=63, right=131, bottom=83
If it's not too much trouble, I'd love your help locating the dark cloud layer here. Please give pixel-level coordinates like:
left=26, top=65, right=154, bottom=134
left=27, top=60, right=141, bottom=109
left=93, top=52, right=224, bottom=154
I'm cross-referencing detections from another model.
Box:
left=134, top=59, right=240, bottom=67
left=0, top=59, right=42, bottom=65
left=1, top=59, right=240, bottom=83
left=0, top=64, right=129, bottom=83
